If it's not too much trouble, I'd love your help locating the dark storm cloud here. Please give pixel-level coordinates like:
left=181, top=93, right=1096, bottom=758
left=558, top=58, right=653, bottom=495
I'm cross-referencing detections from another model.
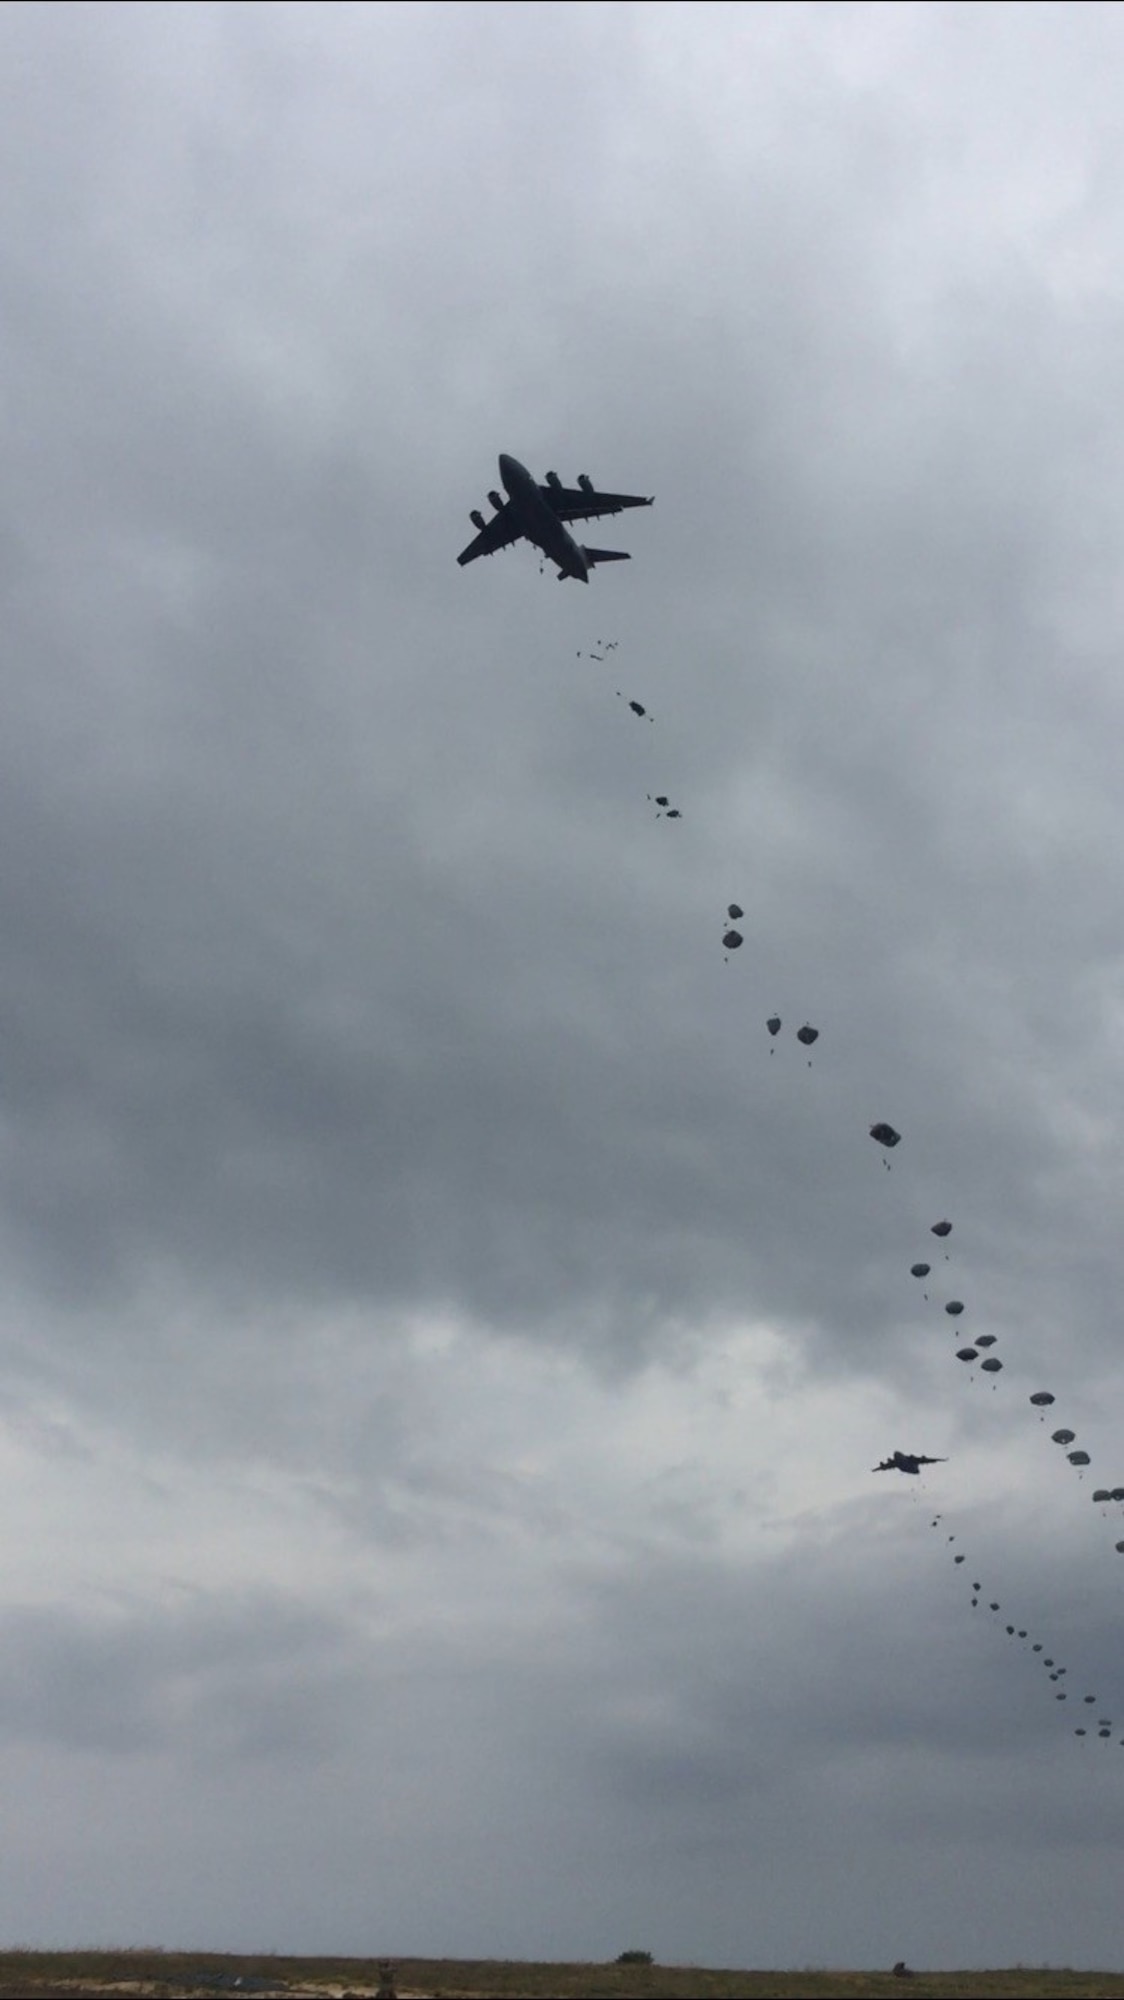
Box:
left=1, top=0, right=1119, bottom=1384
left=3, top=0, right=1124, bottom=1967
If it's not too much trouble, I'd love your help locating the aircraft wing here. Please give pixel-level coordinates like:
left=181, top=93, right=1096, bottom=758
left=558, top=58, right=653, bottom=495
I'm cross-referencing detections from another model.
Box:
left=541, top=484, right=653, bottom=524
left=457, top=505, right=522, bottom=566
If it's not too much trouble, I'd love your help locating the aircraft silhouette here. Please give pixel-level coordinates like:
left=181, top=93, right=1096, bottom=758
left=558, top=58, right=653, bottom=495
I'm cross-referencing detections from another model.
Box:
left=873, top=1451, right=948, bottom=1476
left=458, top=455, right=652, bottom=582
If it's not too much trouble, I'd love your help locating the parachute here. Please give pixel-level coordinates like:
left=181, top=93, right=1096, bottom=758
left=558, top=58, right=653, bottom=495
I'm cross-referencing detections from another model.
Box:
left=945, top=1301, right=965, bottom=1316
left=796, top=1024, right=819, bottom=1047
left=931, top=1220, right=952, bottom=1238
left=1067, top=1451, right=1091, bottom=1467
left=980, top=1357, right=1003, bottom=1373
left=1029, top=1392, right=1055, bottom=1408
left=1052, top=1430, right=1077, bottom=1447
left=955, top=1348, right=978, bottom=1363
left=869, top=1122, right=901, bottom=1148
left=722, top=930, right=743, bottom=951
left=727, top=904, right=743, bottom=920
left=910, top=1264, right=930, bottom=1278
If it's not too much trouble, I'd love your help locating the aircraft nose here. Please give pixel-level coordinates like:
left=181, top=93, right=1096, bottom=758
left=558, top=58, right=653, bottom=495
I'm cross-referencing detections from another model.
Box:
left=498, top=454, right=519, bottom=484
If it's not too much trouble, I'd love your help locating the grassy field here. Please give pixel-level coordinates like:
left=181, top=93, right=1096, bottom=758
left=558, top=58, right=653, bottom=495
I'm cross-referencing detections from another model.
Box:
left=2, top=1953, right=1124, bottom=2000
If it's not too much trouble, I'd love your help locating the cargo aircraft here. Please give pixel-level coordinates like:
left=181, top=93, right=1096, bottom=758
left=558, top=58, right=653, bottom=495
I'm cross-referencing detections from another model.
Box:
left=457, top=454, right=653, bottom=582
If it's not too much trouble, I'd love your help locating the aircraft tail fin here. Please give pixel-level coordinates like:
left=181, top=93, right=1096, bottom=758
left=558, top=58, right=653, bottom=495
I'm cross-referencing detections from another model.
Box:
left=582, top=546, right=631, bottom=566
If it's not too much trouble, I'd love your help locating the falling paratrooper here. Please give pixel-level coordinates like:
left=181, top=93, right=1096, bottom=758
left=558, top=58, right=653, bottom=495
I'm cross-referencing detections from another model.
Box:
left=796, top=1024, right=819, bottom=1066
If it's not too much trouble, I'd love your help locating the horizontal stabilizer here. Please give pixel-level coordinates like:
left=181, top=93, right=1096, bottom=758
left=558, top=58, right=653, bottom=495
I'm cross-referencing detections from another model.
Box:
left=582, top=547, right=631, bottom=565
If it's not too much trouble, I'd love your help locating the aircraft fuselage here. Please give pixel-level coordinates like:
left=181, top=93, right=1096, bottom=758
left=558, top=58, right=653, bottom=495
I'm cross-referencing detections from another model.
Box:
left=499, top=453, right=591, bottom=582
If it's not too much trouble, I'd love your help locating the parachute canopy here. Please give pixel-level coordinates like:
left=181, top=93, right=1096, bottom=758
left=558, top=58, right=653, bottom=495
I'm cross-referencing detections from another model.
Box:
left=910, top=1263, right=930, bottom=1278
left=1029, top=1392, right=1055, bottom=1408
left=980, top=1357, right=1003, bottom=1373
left=931, top=1220, right=952, bottom=1238
left=796, top=1024, right=819, bottom=1046
left=956, top=1348, right=978, bottom=1363
left=727, top=904, right=743, bottom=920
left=1068, top=1450, right=1091, bottom=1466
left=766, top=1015, right=781, bottom=1036
left=722, top=930, right=743, bottom=950
left=975, top=1334, right=998, bottom=1348
left=870, top=1122, right=901, bottom=1148
left=945, top=1301, right=965, bottom=1316
left=1052, top=1430, right=1077, bottom=1446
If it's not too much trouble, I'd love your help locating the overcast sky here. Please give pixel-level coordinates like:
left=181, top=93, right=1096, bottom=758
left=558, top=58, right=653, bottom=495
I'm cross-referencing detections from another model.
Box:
left=4, top=0, right=1124, bottom=1972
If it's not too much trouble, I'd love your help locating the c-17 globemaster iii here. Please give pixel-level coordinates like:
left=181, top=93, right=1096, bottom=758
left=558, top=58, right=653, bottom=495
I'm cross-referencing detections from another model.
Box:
left=457, top=454, right=653, bottom=582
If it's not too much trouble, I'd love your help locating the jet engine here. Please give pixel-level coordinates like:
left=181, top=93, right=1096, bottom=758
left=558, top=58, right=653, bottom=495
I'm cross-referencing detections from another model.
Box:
left=470, top=509, right=486, bottom=531
left=488, top=490, right=503, bottom=510
left=545, top=470, right=563, bottom=489
left=578, top=473, right=594, bottom=494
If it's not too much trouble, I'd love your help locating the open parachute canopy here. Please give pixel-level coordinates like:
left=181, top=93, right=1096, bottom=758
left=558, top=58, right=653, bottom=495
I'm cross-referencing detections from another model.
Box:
left=870, top=1122, right=901, bottom=1148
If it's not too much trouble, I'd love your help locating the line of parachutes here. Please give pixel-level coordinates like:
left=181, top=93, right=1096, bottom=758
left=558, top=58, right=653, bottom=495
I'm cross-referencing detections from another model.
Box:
left=583, top=631, right=1122, bottom=1750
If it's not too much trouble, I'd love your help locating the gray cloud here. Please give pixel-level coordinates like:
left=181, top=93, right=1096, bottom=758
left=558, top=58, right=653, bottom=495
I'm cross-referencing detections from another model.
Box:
left=1, top=0, right=1123, bottom=1969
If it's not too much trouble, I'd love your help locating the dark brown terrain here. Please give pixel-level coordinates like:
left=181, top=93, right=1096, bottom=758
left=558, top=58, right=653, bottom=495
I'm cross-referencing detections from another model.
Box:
left=2, top=1953, right=1124, bottom=2000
